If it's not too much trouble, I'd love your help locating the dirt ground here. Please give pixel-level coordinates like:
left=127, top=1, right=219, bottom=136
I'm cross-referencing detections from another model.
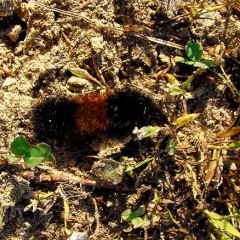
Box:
left=0, top=0, right=240, bottom=239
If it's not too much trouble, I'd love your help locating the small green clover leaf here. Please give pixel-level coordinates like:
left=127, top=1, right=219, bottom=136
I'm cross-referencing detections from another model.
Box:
left=10, top=136, right=30, bottom=156
left=186, top=42, right=203, bottom=61
left=45, top=153, right=56, bottom=163
left=8, top=135, right=56, bottom=167
left=27, top=146, right=43, bottom=157
left=121, top=206, right=145, bottom=228
left=168, top=141, right=178, bottom=156
left=24, top=157, right=44, bottom=167
left=132, top=217, right=143, bottom=228
left=122, top=207, right=160, bottom=229
left=35, top=143, right=51, bottom=155
left=175, top=42, right=214, bottom=68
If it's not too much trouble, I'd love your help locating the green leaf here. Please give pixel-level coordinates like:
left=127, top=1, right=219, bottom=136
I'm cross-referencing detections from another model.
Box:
left=125, top=158, right=152, bottom=176
left=24, top=156, right=44, bottom=167
left=8, top=156, right=20, bottom=163
left=200, top=59, right=214, bottom=68
left=121, top=209, right=133, bottom=222
left=141, top=126, right=160, bottom=138
left=10, top=136, right=55, bottom=167
left=68, top=67, right=89, bottom=79
left=175, top=56, right=191, bottom=64
left=168, top=141, right=178, bottom=156
left=205, top=210, right=240, bottom=238
left=175, top=56, right=211, bottom=69
left=121, top=207, right=145, bottom=223
left=126, top=169, right=134, bottom=177
left=132, top=217, right=143, bottom=228
left=35, top=143, right=51, bottom=156
left=133, top=206, right=145, bottom=217
left=45, top=153, right=56, bottom=164
left=218, top=232, right=234, bottom=240
left=174, top=113, right=200, bottom=129
left=186, top=42, right=203, bottom=61
left=10, top=136, right=30, bottom=156
left=0, top=202, right=3, bottom=227
left=133, top=126, right=161, bottom=140
left=169, top=86, right=186, bottom=96
left=181, top=68, right=206, bottom=90
left=27, top=146, right=43, bottom=157
left=192, top=61, right=212, bottom=69
left=228, top=141, right=240, bottom=149
left=68, top=67, right=106, bottom=89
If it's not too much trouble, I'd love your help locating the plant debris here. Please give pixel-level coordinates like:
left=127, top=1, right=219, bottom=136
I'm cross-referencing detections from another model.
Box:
left=0, top=0, right=240, bottom=239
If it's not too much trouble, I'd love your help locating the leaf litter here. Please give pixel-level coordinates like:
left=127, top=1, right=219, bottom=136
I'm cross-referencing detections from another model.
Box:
left=0, top=0, right=240, bottom=239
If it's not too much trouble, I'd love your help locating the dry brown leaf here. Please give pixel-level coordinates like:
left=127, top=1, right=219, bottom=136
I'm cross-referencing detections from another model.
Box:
left=58, top=187, right=70, bottom=228
left=205, top=149, right=221, bottom=186
left=186, top=163, right=201, bottom=199
left=217, top=126, right=240, bottom=138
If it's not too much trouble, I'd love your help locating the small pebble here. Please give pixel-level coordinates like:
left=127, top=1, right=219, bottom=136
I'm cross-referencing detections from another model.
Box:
left=6, top=25, right=22, bottom=42
left=91, top=159, right=124, bottom=185
left=2, top=77, right=16, bottom=88
left=67, top=76, right=93, bottom=92
left=67, top=231, right=88, bottom=240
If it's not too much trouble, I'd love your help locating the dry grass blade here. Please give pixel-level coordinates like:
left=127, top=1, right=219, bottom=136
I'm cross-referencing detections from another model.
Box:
left=173, top=113, right=200, bottom=129
left=131, top=33, right=184, bottom=50
left=58, top=187, right=70, bottom=228
left=217, top=126, right=240, bottom=138
left=205, top=149, right=221, bottom=186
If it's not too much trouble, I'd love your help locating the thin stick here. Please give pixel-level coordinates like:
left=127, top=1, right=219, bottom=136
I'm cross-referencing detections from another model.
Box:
left=90, top=198, right=100, bottom=240
left=20, top=169, right=135, bottom=192
left=130, top=33, right=184, bottom=50
left=0, top=66, right=14, bottom=77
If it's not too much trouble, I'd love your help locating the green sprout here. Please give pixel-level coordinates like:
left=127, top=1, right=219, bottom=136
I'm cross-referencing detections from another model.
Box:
left=205, top=209, right=240, bottom=239
left=167, top=140, right=178, bottom=156
left=175, top=42, right=214, bottom=69
left=122, top=205, right=160, bottom=231
left=0, top=202, right=3, bottom=228
left=173, top=42, right=240, bottom=101
left=8, top=136, right=56, bottom=167
left=165, top=42, right=212, bottom=96
left=121, top=206, right=145, bottom=228
left=121, top=157, right=153, bottom=178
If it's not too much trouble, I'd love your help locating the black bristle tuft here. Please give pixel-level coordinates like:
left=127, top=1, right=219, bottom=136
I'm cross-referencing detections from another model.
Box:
left=32, top=97, right=78, bottom=140
left=107, top=88, right=167, bottom=136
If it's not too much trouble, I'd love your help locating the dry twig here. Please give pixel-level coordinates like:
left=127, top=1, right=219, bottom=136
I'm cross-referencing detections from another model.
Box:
left=0, top=66, right=14, bottom=77
left=90, top=198, right=101, bottom=240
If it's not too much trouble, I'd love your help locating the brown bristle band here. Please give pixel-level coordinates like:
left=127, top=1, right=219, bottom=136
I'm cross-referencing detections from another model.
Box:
left=73, top=90, right=113, bottom=134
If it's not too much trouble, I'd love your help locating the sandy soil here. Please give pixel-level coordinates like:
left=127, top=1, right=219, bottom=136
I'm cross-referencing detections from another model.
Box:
left=0, top=0, right=240, bottom=239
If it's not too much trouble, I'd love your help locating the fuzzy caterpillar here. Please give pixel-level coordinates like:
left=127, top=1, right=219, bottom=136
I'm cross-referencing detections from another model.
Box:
left=32, top=88, right=166, bottom=139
